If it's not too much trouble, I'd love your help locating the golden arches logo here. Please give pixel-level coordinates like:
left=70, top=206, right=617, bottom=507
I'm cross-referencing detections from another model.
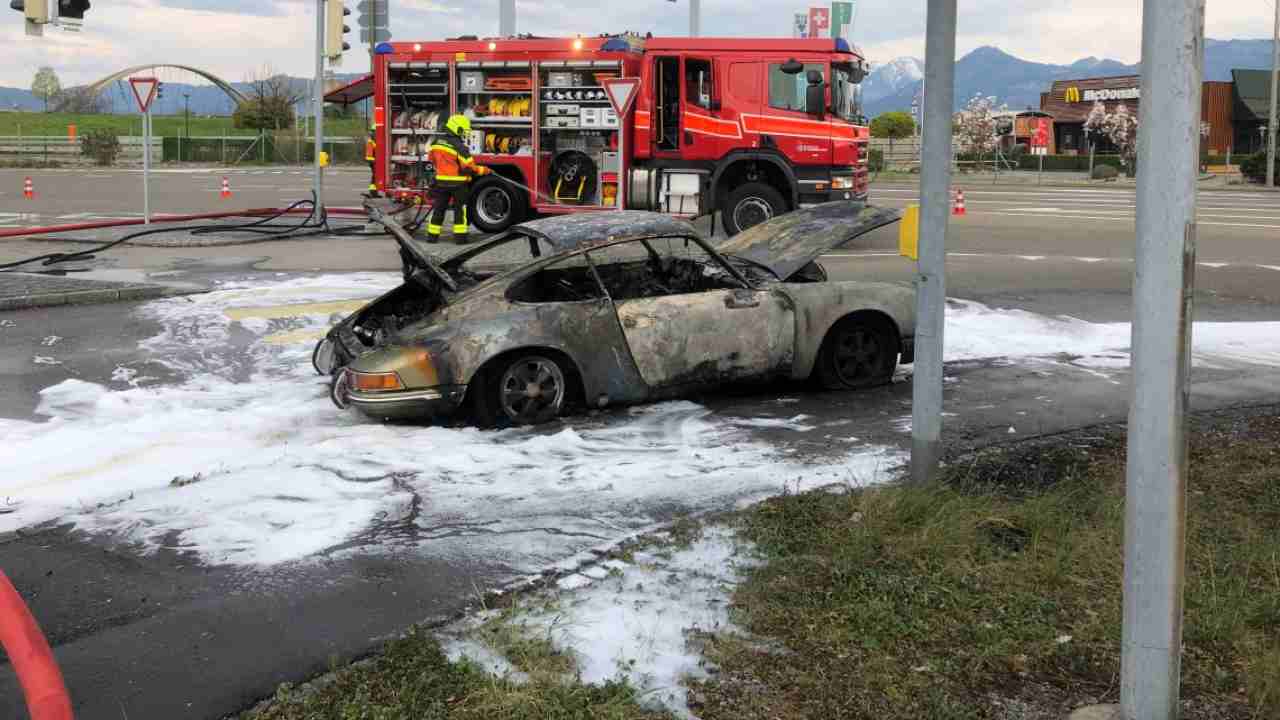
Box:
left=1064, top=87, right=1082, bottom=103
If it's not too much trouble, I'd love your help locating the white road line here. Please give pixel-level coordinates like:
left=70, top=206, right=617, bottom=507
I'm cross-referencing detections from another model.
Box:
left=1261, top=265, right=1280, bottom=272
left=985, top=210, right=1280, bottom=229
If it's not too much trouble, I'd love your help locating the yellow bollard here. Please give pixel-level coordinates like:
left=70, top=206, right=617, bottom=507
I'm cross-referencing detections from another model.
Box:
left=319, top=151, right=330, bottom=168
left=898, top=204, right=920, bottom=260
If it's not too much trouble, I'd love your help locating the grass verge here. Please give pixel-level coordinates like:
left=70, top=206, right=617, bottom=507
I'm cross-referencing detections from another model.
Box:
left=692, top=410, right=1280, bottom=719
left=242, top=625, right=672, bottom=720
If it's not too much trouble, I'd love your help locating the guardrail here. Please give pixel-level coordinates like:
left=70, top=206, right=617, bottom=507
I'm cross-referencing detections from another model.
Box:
left=0, top=135, right=362, bottom=166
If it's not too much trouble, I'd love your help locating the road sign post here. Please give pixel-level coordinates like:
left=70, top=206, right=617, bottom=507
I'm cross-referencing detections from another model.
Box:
left=603, top=78, right=640, bottom=212
left=129, top=76, right=159, bottom=224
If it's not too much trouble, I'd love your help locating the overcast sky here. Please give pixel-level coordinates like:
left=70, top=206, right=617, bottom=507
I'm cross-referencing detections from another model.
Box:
left=4, top=0, right=1272, bottom=89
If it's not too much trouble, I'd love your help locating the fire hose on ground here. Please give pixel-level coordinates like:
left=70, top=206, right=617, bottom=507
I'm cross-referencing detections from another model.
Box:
left=0, top=570, right=73, bottom=720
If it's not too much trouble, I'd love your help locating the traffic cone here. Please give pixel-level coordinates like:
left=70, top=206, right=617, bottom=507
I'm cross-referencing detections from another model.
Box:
left=220, top=177, right=232, bottom=200
left=952, top=190, right=966, bottom=216
left=23, top=176, right=34, bottom=200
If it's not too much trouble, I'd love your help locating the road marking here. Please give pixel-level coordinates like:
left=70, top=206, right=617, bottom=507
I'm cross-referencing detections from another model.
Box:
left=223, top=299, right=369, bottom=321
left=984, top=210, right=1280, bottom=229
left=1261, top=265, right=1280, bottom=272
left=1199, top=262, right=1230, bottom=268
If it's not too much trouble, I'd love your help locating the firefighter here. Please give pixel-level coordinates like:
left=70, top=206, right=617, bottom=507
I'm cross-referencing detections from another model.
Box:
left=364, top=124, right=378, bottom=198
left=425, top=114, right=490, bottom=243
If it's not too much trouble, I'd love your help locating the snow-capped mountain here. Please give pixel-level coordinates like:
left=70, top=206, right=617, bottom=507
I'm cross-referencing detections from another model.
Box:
left=862, top=56, right=924, bottom=104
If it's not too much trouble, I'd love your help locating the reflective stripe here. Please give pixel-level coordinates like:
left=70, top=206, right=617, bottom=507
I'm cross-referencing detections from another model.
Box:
left=435, top=174, right=470, bottom=182
left=429, top=144, right=460, bottom=157
left=426, top=223, right=443, bottom=235
left=452, top=225, right=469, bottom=233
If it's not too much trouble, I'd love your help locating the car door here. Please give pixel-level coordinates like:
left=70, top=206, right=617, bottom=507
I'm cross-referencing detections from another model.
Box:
left=594, top=238, right=796, bottom=390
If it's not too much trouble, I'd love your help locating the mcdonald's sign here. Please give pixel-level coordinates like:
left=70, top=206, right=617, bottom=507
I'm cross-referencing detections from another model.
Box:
left=1064, top=86, right=1082, bottom=103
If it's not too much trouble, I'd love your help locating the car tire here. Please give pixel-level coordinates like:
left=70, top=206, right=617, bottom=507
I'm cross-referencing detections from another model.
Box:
left=473, top=353, right=569, bottom=427
left=468, top=176, right=528, bottom=234
left=814, top=316, right=898, bottom=390
left=722, top=182, right=787, bottom=236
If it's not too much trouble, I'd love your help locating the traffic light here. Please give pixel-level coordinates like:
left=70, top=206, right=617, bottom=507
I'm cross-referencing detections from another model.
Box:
left=325, top=0, right=351, bottom=65
left=156, top=81, right=165, bottom=104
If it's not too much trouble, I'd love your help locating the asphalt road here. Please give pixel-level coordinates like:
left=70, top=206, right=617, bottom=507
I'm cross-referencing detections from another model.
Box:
left=3, top=173, right=1280, bottom=719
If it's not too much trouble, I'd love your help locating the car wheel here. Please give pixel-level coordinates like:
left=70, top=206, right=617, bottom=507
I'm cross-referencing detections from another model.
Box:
left=479, top=354, right=568, bottom=427
left=468, top=176, right=528, bottom=233
left=815, top=317, right=898, bottom=390
left=722, top=182, right=787, bottom=236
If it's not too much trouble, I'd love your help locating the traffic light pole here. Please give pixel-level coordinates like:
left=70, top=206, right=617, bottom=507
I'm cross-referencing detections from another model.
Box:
left=313, top=0, right=325, bottom=215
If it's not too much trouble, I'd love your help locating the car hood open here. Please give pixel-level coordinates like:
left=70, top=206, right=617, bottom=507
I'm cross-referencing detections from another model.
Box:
left=716, top=201, right=902, bottom=280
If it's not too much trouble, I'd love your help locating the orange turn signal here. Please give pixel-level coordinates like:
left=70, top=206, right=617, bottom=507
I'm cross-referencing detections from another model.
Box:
left=350, top=371, right=405, bottom=392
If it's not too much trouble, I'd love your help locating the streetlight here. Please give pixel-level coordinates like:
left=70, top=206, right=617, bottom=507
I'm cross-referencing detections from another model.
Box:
left=183, top=92, right=191, bottom=138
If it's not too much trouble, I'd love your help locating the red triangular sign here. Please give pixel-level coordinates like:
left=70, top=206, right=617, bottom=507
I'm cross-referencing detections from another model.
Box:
left=603, top=78, right=640, bottom=117
left=129, top=77, right=159, bottom=113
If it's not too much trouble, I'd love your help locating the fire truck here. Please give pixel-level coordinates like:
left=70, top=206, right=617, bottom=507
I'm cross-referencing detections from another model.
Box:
left=327, top=34, right=870, bottom=235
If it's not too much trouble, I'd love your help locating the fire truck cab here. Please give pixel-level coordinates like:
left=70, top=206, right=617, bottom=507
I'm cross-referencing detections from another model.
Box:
left=329, top=34, right=869, bottom=236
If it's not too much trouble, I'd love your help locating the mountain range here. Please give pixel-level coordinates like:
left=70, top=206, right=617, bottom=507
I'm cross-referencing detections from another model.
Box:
left=861, top=38, right=1276, bottom=118
left=1, top=39, right=1275, bottom=119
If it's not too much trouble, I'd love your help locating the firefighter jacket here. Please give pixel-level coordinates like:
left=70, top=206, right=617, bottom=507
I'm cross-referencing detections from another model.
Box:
left=428, top=133, right=487, bottom=185
left=364, top=137, right=376, bottom=162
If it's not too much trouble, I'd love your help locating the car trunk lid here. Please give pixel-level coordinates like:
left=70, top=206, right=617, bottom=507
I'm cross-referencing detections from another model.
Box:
left=716, top=201, right=901, bottom=280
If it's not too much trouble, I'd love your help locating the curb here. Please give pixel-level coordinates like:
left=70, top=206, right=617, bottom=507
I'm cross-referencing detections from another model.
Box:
left=0, top=283, right=197, bottom=312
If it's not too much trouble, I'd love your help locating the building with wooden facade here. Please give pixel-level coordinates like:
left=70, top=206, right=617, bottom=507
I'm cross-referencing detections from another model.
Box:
left=1038, top=75, right=1236, bottom=156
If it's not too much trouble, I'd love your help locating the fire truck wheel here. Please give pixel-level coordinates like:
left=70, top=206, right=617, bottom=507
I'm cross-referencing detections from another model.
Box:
left=722, top=182, right=787, bottom=236
left=469, top=176, right=528, bottom=233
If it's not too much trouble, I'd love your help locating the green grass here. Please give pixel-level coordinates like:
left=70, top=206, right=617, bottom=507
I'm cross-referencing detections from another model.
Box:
left=243, top=627, right=672, bottom=720
left=0, top=111, right=367, bottom=138
left=692, top=413, right=1280, bottom=719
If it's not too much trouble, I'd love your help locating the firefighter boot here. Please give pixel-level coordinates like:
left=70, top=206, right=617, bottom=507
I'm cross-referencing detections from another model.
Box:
left=451, top=205, right=469, bottom=244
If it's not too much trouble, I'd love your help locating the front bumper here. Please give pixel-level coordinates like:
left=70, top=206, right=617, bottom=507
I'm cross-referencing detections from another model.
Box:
left=340, top=376, right=469, bottom=421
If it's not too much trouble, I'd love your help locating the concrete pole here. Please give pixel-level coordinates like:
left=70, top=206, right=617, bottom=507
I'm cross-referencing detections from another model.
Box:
left=909, top=0, right=956, bottom=485
left=1122, top=2, right=1203, bottom=718
left=689, top=0, right=700, bottom=36
left=1267, top=0, right=1279, bottom=187
left=142, top=108, right=152, bottom=225
left=314, top=0, right=326, bottom=213
left=499, top=0, right=515, bottom=36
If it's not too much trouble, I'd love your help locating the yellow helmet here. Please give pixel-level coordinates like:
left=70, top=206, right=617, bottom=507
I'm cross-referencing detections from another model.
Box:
left=445, top=114, right=471, bottom=136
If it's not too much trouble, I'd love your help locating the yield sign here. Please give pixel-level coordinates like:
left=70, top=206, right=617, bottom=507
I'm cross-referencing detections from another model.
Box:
left=129, top=76, right=159, bottom=112
left=603, top=77, right=640, bottom=117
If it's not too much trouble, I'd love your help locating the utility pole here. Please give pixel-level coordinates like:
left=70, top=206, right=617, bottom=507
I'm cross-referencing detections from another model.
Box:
left=500, top=0, right=515, bottom=36
left=314, top=0, right=325, bottom=213
left=1268, top=0, right=1279, bottom=187
left=910, top=0, right=956, bottom=485
left=689, top=0, right=700, bottom=36
left=1122, top=1, right=1203, bottom=719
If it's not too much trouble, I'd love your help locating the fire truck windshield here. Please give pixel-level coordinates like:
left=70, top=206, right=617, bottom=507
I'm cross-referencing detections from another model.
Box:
left=832, top=63, right=863, bottom=123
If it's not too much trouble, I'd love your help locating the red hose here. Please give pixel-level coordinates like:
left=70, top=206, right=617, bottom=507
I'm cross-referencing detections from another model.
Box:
left=0, top=570, right=73, bottom=720
left=0, top=206, right=367, bottom=239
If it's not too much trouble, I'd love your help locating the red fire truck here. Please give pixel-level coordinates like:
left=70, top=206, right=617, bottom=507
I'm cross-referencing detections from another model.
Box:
left=326, top=34, right=870, bottom=235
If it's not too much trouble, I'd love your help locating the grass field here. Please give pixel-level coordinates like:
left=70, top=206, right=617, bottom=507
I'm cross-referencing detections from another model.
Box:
left=0, top=111, right=367, bottom=138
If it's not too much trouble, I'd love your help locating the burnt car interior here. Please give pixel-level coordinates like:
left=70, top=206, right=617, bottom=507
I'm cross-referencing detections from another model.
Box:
left=508, top=236, right=752, bottom=304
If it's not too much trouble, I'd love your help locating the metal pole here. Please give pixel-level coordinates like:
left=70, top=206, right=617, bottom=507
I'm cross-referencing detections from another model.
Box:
left=910, top=0, right=956, bottom=485
left=689, top=0, right=700, bottom=36
left=314, top=0, right=326, bottom=211
left=1267, top=0, right=1279, bottom=187
left=143, top=108, right=151, bottom=224
left=619, top=109, right=626, bottom=211
left=499, top=0, right=515, bottom=36
left=1122, top=2, right=1203, bottom=718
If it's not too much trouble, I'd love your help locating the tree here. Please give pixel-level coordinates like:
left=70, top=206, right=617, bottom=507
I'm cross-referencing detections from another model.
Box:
left=234, top=66, right=305, bottom=131
left=870, top=111, right=915, bottom=141
left=31, top=66, right=62, bottom=113
left=54, top=86, right=108, bottom=114
left=954, top=94, right=1005, bottom=166
left=1087, top=103, right=1139, bottom=175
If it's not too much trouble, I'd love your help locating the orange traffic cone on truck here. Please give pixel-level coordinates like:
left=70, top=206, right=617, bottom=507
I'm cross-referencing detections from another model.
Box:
left=220, top=177, right=232, bottom=199
left=23, top=177, right=34, bottom=200
left=952, top=190, right=966, bottom=216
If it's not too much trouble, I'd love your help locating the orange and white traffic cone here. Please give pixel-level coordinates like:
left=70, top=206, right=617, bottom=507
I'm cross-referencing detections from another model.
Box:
left=220, top=177, right=232, bottom=199
left=952, top=190, right=966, bottom=216
left=23, top=176, right=34, bottom=200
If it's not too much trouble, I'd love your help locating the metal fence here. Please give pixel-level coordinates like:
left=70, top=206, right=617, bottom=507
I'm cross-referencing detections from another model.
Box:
left=0, top=134, right=363, bottom=166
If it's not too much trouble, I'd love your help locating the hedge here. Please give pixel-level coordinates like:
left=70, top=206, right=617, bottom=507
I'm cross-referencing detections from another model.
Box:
left=1014, top=154, right=1127, bottom=171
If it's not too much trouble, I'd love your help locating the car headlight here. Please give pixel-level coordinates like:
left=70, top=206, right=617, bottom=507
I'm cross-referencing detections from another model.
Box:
left=832, top=176, right=855, bottom=189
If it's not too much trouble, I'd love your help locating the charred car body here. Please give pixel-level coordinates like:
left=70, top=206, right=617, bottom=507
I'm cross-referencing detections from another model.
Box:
left=314, top=201, right=914, bottom=425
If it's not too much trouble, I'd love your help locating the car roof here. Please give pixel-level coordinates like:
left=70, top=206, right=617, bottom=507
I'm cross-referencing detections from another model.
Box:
left=515, top=211, right=700, bottom=251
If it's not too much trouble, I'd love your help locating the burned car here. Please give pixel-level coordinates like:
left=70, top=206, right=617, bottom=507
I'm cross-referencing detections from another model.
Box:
left=314, top=201, right=915, bottom=425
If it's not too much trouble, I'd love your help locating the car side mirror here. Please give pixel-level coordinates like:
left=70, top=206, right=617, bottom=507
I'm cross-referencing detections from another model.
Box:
left=780, top=58, right=804, bottom=75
